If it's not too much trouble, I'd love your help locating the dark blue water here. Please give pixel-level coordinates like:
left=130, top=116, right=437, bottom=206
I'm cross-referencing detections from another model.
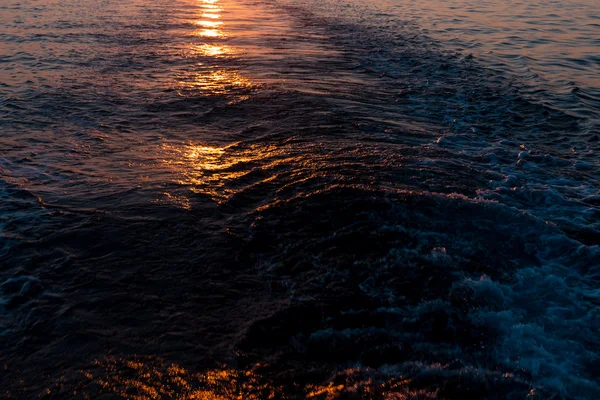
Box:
left=1, top=0, right=599, bottom=398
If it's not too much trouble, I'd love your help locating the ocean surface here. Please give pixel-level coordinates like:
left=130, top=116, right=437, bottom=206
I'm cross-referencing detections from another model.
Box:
left=1, top=0, right=599, bottom=398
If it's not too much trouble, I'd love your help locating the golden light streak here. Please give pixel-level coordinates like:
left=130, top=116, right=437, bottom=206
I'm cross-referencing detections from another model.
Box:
left=197, top=28, right=222, bottom=37
left=194, top=44, right=234, bottom=57
left=196, top=0, right=223, bottom=37
left=195, top=20, right=223, bottom=28
left=158, top=0, right=256, bottom=209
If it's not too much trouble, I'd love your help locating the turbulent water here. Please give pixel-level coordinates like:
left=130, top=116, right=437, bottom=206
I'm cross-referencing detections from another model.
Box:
left=1, top=0, right=599, bottom=398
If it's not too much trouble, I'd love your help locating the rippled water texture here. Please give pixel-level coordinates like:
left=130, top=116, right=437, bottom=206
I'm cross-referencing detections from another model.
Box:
left=1, top=0, right=599, bottom=399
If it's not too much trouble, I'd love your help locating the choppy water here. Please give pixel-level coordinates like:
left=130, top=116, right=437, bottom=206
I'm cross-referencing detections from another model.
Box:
left=1, top=0, right=599, bottom=398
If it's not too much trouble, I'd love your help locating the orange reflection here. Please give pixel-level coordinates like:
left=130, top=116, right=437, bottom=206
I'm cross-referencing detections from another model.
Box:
left=75, top=356, right=281, bottom=400
left=176, top=0, right=252, bottom=97
left=159, top=0, right=257, bottom=209
left=194, top=44, right=234, bottom=57
left=60, top=356, right=447, bottom=399
left=199, top=5, right=222, bottom=12
left=177, top=69, right=252, bottom=95
left=183, top=145, right=225, bottom=171
left=196, top=20, right=223, bottom=28
left=305, top=367, right=439, bottom=400
left=197, top=29, right=223, bottom=38
left=196, top=0, right=224, bottom=38
left=162, top=143, right=274, bottom=203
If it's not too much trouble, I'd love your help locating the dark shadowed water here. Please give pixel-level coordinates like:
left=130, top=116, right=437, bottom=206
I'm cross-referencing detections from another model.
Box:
left=1, top=0, right=599, bottom=398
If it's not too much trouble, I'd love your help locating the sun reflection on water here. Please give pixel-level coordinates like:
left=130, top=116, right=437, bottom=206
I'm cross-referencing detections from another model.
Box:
left=176, top=68, right=252, bottom=95
left=175, top=0, right=253, bottom=97
left=197, top=28, right=223, bottom=38
left=196, top=20, right=223, bottom=28
left=55, top=356, right=443, bottom=399
left=76, top=356, right=281, bottom=400
left=161, top=143, right=279, bottom=205
left=194, top=44, right=234, bottom=57
left=196, top=0, right=225, bottom=38
left=159, top=0, right=260, bottom=209
left=199, top=5, right=222, bottom=12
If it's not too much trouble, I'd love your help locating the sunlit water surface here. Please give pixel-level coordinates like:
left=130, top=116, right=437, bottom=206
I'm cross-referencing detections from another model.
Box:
left=1, top=0, right=599, bottom=399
